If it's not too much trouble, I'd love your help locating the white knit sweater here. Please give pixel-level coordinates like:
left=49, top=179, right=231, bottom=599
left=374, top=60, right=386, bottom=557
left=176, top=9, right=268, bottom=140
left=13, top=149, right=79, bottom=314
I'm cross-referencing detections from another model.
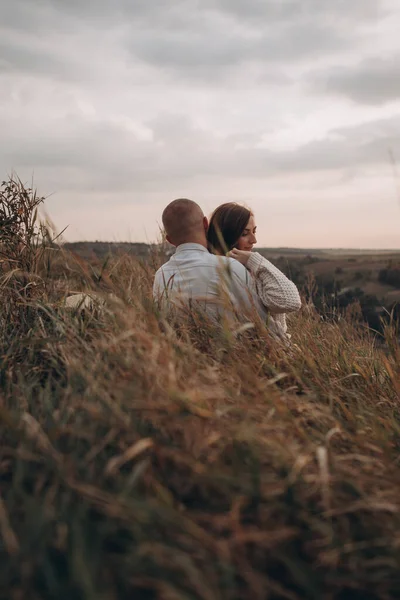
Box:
left=246, top=252, right=301, bottom=335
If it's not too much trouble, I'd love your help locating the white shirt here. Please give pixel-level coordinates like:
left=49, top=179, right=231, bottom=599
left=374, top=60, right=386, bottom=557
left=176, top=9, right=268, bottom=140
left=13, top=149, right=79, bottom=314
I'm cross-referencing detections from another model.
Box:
left=153, top=243, right=267, bottom=321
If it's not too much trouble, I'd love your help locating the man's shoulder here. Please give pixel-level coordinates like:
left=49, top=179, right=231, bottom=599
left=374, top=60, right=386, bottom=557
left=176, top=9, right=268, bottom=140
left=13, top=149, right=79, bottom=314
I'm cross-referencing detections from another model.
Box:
left=155, top=255, right=174, bottom=272
left=155, top=252, right=247, bottom=277
left=154, top=263, right=165, bottom=277
left=198, top=254, right=248, bottom=280
left=154, top=260, right=173, bottom=285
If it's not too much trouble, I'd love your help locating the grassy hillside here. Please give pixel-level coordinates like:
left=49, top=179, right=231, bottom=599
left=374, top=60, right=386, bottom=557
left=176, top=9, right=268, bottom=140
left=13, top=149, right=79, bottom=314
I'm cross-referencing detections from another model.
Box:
left=1, top=179, right=400, bottom=599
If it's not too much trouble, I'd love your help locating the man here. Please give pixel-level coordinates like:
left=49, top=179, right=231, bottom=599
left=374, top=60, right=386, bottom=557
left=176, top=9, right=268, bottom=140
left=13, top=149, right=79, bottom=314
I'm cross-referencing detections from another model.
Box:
left=153, top=198, right=268, bottom=323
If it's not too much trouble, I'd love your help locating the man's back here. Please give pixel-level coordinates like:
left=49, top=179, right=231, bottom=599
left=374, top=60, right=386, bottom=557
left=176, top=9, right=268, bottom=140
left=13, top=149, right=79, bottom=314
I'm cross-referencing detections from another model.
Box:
left=153, top=243, right=266, bottom=319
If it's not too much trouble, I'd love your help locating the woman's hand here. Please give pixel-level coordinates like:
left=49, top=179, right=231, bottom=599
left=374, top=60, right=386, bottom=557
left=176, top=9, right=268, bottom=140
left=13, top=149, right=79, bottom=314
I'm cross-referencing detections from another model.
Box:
left=228, top=248, right=252, bottom=266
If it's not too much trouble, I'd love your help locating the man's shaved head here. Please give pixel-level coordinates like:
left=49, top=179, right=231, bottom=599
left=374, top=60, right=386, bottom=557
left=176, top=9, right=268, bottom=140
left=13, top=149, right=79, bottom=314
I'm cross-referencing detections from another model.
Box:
left=162, top=198, right=206, bottom=246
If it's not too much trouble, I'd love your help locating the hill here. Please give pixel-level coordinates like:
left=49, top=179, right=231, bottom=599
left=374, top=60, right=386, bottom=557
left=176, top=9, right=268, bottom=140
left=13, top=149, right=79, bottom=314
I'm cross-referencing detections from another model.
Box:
left=64, top=241, right=155, bottom=261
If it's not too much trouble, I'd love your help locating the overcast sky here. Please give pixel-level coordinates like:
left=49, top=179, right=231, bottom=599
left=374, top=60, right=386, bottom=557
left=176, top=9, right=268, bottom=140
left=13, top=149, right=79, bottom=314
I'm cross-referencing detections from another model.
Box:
left=1, top=0, right=399, bottom=248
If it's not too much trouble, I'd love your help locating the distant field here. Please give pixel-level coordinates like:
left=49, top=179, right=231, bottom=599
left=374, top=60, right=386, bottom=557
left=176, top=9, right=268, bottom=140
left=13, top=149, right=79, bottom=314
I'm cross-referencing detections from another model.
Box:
left=255, top=249, right=400, bottom=305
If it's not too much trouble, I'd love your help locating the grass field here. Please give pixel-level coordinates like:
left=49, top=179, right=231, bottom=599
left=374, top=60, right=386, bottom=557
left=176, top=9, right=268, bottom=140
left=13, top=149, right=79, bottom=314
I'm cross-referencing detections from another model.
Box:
left=1, top=179, right=400, bottom=599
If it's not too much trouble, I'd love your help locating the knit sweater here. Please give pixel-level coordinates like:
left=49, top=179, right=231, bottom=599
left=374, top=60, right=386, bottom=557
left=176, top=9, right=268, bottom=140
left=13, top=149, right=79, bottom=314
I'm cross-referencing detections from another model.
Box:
left=246, top=252, right=301, bottom=335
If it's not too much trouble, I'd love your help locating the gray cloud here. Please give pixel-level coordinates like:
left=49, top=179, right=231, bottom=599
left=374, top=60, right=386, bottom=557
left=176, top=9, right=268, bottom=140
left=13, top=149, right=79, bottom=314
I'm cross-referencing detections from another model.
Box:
left=204, top=0, right=383, bottom=21
left=3, top=0, right=383, bottom=26
left=1, top=0, right=389, bottom=84
left=127, top=22, right=346, bottom=77
left=1, top=0, right=399, bottom=247
left=277, top=115, right=400, bottom=171
left=310, top=56, right=400, bottom=106
left=2, top=106, right=399, bottom=194
left=0, top=38, right=84, bottom=80
left=34, top=0, right=388, bottom=28
left=0, top=0, right=196, bottom=31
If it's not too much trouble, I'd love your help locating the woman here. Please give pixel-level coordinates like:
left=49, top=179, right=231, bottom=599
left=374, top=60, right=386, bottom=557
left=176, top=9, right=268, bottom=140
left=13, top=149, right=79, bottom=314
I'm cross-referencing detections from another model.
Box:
left=207, top=202, right=301, bottom=337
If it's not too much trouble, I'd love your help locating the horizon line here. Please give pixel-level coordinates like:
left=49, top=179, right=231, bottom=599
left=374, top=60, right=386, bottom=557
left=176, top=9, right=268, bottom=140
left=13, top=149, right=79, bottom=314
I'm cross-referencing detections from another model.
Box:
left=62, top=241, right=400, bottom=253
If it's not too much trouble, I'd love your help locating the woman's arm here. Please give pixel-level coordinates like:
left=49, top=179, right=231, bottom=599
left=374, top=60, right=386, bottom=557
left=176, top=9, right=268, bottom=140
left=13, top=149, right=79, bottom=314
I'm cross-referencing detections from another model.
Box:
left=229, top=250, right=301, bottom=314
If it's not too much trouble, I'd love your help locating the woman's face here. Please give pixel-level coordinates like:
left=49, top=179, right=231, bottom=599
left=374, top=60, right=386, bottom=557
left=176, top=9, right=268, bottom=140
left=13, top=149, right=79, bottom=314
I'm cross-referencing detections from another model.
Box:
left=236, top=214, right=257, bottom=251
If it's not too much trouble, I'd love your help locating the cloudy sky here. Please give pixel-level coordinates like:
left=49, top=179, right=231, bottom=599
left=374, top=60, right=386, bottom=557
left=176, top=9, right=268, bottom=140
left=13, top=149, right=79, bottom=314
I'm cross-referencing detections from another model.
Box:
left=1, top=0, right=399, bottom=248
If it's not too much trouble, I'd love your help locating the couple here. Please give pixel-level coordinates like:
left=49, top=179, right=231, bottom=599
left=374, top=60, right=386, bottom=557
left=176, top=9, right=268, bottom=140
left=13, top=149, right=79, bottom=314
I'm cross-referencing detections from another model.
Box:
left=153, top=199, right=301, bottom=339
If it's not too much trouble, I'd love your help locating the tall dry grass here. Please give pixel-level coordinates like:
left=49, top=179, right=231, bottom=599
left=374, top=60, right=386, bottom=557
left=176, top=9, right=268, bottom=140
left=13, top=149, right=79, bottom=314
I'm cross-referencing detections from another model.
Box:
left=0, top=178, right=400, bottom=599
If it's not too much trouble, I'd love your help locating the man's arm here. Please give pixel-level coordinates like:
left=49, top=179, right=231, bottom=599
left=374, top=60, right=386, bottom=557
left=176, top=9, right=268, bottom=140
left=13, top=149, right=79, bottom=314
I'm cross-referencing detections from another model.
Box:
left=153, top=268, right=161, bottom=299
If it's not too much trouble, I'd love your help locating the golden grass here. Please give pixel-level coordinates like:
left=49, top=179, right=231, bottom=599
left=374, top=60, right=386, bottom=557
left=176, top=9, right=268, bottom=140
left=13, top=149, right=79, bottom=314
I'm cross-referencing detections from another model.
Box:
left=0, top=242, right=399, bottom=600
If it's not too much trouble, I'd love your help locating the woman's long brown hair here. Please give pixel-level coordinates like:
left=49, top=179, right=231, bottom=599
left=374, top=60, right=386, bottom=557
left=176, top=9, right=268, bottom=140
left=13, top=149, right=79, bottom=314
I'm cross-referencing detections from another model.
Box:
left=207, top=203, right=252, bottom=254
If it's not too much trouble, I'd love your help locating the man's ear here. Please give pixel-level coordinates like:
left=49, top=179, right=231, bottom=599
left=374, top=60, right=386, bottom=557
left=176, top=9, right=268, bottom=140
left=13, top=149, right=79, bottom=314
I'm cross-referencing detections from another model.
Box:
left=165, top=234, right=176, bottom=247
left=203, top=216, right=209, bottom=232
